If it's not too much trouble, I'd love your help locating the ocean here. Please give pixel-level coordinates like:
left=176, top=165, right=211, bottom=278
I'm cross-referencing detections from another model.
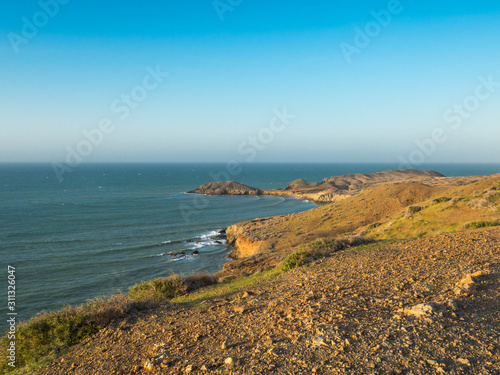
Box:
left=1, top=162, right=499, bottom=332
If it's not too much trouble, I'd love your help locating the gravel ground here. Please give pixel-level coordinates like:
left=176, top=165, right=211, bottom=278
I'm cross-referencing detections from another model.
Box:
left=37, top=227, right=500, bottom=375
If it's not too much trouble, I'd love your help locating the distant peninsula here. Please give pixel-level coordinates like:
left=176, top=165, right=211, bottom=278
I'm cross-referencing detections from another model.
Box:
left=188, top=169, right=445, bottom=203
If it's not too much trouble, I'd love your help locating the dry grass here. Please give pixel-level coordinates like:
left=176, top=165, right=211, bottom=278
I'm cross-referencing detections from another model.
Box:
left=1, top=272, right=218, bottom=373
left=0, top=294, right=150, bottom=373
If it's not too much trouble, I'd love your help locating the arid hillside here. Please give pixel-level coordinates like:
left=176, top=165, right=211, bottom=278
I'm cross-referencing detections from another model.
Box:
left=36, top=227, right=500, bottom=375
left=220, top=174, right=500, bottom=277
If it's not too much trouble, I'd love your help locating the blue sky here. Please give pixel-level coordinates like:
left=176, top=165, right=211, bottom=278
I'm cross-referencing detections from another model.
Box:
left=1, top=0, right=499, bottom=164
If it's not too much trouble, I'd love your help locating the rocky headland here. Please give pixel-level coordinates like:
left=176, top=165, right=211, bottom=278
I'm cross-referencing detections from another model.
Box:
left=188, top=169, right=446, bottom=203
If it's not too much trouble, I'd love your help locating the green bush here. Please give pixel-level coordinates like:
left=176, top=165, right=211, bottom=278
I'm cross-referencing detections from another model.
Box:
left=405, top=206, right=422, bottom=218
left=129, top=275, right=185, bottom=301
left=432, top=197, right=452, bottom=204
left=281, top=250, right=306, bottom=271
left=464, top=220, right=500, bottom=230
left=128, top=272, right=217, bottom=302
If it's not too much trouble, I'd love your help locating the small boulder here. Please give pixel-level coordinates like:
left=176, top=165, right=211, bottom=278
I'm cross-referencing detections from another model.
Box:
left=234, top=305, right=245, bottom=314
left=454, top=273, right=480, bottom=296
left=400, top=303, right=435, bottom=318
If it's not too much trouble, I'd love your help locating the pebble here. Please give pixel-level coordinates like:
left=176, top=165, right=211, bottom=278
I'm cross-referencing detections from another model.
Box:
left=234, top=305, right=245, bottom=314
left=224, top=357, right=234, bottom=366
left=144, top=361, right=155, bottom=372
left=457, top=358, right=470, bottom=366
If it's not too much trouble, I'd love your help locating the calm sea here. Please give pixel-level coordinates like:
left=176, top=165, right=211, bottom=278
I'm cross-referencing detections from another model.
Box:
left=1, top=162, right=499, bottom=332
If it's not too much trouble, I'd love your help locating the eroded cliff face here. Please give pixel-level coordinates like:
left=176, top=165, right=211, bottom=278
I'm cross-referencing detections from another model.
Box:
left=266, top=189, right=351, bottom=203
left=226, top=225, right=265, bottom=258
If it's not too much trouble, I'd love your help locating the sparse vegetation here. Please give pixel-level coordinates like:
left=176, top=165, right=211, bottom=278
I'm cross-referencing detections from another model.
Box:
left=0, top=294, right=146, bottom=373
left=408, top=206, right=422, bottom=214
left=281, top=236, right=374, bottom=271
left=281, top=250, right=307, bottom=271
left=449, top=197, right=463, bottom=205
left=173, top=267, right=283, bottom=305
left=469, top=198, right=494, bottom=210
left=405, top=206, right=422, bottom=217
left=432, top=197, right=452, bottom=204
left=0, top=272, right=218, bottom=373
left=128, top=275, right=185, bottom=301
left=464, top=220, right=500, bottom=230
left=128, top=272, right=217, bottom=302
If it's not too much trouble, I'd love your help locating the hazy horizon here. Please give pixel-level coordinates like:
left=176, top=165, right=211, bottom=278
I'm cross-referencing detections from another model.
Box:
left=2, top=1, right=499, bottom=166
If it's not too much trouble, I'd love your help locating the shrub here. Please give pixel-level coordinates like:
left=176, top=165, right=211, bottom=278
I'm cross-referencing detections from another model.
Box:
left=449, top=197, right=463, bottom=205
left=405, top=206, right=422, bottom=217
left=464, top=220, right=500, bottom=230
left=484, top=190, right=500, bottom=200
left=281, top=250, right=306, bottom=271
left=128, top=272, right=217, bottom=302
left=128, top=275, right=185, bottom=302
left=432, top=197, right=452, bottom=204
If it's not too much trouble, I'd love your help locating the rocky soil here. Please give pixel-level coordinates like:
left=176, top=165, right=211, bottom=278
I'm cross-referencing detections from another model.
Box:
left=37, top=227, right=500, bottom=375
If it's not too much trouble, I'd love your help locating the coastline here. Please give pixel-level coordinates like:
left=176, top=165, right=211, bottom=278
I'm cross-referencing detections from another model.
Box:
left=193, top=170, right=498, bottom=278
left=3, top=168, right=500, bottom=373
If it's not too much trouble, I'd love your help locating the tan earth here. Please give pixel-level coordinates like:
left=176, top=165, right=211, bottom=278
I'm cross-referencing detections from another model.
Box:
left=36, top=227, right=500, bottom=375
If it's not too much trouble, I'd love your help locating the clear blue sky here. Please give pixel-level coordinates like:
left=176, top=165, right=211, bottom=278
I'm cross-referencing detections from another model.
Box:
left=1, top=0, right=499, bottom=164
